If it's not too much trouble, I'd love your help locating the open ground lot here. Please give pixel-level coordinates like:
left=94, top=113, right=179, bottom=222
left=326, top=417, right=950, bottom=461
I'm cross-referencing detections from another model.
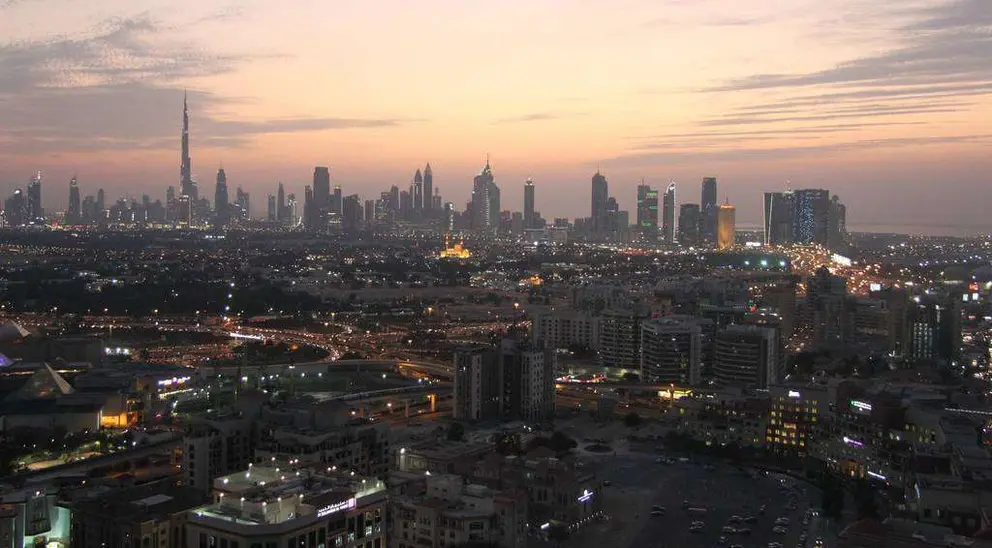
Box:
left=553, top=441, right=829, bottom=548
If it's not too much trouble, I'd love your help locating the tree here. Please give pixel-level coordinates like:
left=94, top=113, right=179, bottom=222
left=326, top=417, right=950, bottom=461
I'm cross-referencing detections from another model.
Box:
left=447, top=422, right=465, bottom=442
left=547, top=523, right=570, bottom=547
left=549, top=431, right=577, bottom=452
left=623, top=412, right=643, bottom=428
left=854, top=479, right=879, bottom=519
left=820, top=480, right=845, bottom=520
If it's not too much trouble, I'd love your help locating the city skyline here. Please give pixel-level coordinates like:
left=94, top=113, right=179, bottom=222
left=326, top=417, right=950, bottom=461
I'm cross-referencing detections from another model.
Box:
left=1, top=0, right=991, bottom=234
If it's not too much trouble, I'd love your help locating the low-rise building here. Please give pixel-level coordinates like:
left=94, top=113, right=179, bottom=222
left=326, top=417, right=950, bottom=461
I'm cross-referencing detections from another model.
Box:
left=185, top=461, right=387, bottom=548
left=390, top=474, right=527, bottom=548
left=67, top=479, right=207, bottom=548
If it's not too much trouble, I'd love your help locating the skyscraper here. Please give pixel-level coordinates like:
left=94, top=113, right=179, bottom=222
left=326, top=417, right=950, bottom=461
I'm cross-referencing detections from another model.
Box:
left=235, top=187, right=250, bottom=220
left=591, top=170, right=609, bottom=234
left=523, top=178, right=535, bottom=230
left=662, top=182, right=676, bottom=244
left=413, top=169, right=424, bottom=213
left=828, top=195, right=847, bottom=250
left=471, top=158, right=495, bottom=231
left=700, top=177, right=718, bottom=243
left=4, top=189, right=25, bottom=227
left=277, top=182, right=285, bottom=222
left=267, top=195, right=277, bottom=221
left=214, top=169, right=229, bottom=227
left=68, top=176, right=81, bottom=224
left=717, top=201, right=736, bottom=250
left=27, top=171, right=43, bottom=223
left=763, top=190, right=795, bottom=246
left=179, top=92, right=197, bottom=203
left=313, top=167, right=330, bottom=207
left=636, top=183, right=658, bottom=241
left=423, top=163, right=433, bottom=215
left=678, top=203, right=700, bottom=246
left=333, top=185, right=343, bottom=216
left=793, top=189, right=830, bottom=245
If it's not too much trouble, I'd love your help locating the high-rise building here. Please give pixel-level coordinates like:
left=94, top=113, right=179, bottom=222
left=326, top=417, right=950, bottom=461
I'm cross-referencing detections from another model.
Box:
left=524, top=178, right=535, bottom=230
left=67, top=176, right=81, bottom=224
left=598, top=308, right=650, bottom=369
left=453, top=344, right=500, bottom=420
left=332, top=185, right=343, bottom=216
left=266, top=195, right=276, bottom=221
left=413, top=168, right=424, bottom=213
left=96, top=188, right=105, bottom=214
left=636, top=183, right=658, bottom=242
left=313, top=167, right=330, bottom=208
left=214, top=168, right=229, bottom=227
left=235, top=186, right=250, bottom=220
left=27, top=171, right=43, bottom=223
left=640, top=316, right=703, bottom=385
left=763, top=190, right=795, bottom=246
left=713, top=324, right=779, bottom=388
left=3, top=189, right=26, bottom=227
left=909, top=292, right=962, bottom=365
left=591, top=170, right=609, bottom=234
left=662, top=182, right=676, bottom=244
left=700, top=177, right=718, bottom=242
left=179, top=91, right=196, bottom=201
left=471, top=158, right=496, bottom=231
left=716, top=201, right=736, bottom=250
left=678, top=203, right=700, bottom=246
left=793, top=188, right=830, bottom=245
left=286, top=193, right=298, bottom=226
left=342, top=194, right=363, bottom=232
left=828, top=195, right=847, bottom=249
left=276, top=182, right=286, bottom=222
left=443, top=202, right=455, bottom=231
left=806, top=266, right=852, bottom=346
left=499, top=337, right=556, bottom=422
left=423, top=163, right=433, bottom=215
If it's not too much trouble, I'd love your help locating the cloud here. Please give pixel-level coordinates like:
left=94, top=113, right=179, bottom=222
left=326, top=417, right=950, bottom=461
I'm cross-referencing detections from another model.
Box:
left=710, top=0, right=992, bottom=92
left=0, top=14, right=265, bottom=93
left=602, top=134, right=992, bottom=168
left=698, top=105, right=968, bottom=127
left=631, top=121, right=927, bottom=142
left=492, top=113, right=565, bottom=124
left=0, top=84, right=416, bottom=154
left=0, top=12, right=408, bottom=154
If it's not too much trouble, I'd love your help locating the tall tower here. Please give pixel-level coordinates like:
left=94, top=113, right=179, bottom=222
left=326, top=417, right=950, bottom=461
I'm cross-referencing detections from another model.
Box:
left=636, top=182, right=658, bottom=242
left=68, top=176, right=81, bottom=224
left=471, top=157, right=495, bottom=231
left=717, top=200, right=736, bottom=250
left=413, top=169, right=424, bottom=214
left=214, top=169, right=229, bottom=227
left=591, top=170, right=608, bottom=234
left=27, top=171, right=43, bottom=222
left=700, top=177, right=717, bottom=243
left=423, top=163, right=433, bottom=215
left=662, top=182, right=676, bottom=244
left=277, top=182, right=285, bottom=222
left=523, top=178, right=535, bottom=230
left=179, top=91, right=196, bottom=200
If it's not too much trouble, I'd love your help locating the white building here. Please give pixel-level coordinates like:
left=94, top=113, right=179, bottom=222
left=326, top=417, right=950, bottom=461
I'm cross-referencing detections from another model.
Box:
left=186, top=461, right=387, bottom=548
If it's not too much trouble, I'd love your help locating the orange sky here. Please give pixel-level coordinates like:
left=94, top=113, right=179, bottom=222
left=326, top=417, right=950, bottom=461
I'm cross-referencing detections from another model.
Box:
left=1, top=0, right=991, bottom=233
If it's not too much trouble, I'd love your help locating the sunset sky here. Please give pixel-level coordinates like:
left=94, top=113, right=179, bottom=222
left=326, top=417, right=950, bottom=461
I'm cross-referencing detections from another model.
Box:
left=1, top=0, right=990, bottom=233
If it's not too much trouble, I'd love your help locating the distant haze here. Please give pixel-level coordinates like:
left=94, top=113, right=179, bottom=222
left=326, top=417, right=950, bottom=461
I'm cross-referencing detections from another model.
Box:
left=1, top=0, right=990, bottom=235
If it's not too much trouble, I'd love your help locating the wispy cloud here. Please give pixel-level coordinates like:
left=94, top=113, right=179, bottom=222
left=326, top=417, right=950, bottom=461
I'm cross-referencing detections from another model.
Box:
left=492, top=112, right=573, bottom=124
left=603, top=134, right=992, bottom=168
left=710, top=0, right=992, bottom=93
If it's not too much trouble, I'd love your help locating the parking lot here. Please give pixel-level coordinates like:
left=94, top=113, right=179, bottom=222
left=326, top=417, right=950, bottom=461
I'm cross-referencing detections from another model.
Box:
left=576, top=449, right=827, bottom=548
